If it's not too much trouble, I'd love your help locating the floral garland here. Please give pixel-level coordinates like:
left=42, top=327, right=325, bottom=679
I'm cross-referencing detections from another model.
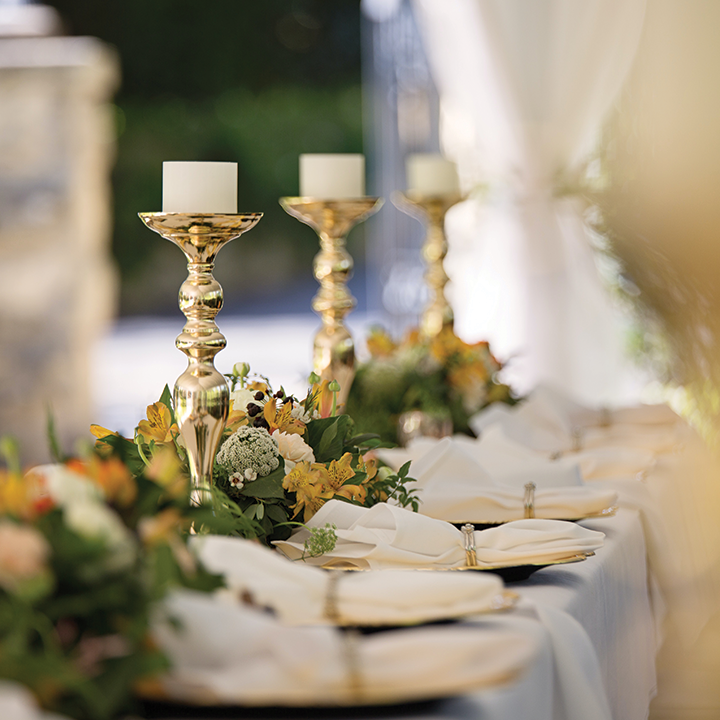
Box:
left=92, top=364, right=419, bottom=545
left=346, top=326, right=516, bottom=444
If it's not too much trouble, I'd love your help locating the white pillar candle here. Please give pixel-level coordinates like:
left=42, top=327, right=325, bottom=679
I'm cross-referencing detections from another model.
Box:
left=406, top=154, right=460, bottom=196
left=162, top=161, right=238, bottom=213
left=299, top=154, right=365, bottom=199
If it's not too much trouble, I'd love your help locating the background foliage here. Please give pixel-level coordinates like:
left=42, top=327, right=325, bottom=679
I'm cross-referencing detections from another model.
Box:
left=46, top=0, right=364, bottom=315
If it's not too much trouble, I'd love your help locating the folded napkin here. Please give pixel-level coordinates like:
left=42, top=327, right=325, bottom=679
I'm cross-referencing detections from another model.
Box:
left=152, top=589, right=538, bottom=706
left=572, top=446, right=656, bottom=480
left=407, top=437, right=617, bottom=522
left=275, top=500, right=604, bottom=570
left=193, top=534, right=505, bottom=626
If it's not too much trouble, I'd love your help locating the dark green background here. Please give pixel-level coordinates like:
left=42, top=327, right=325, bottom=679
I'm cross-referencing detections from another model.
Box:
left=46, top=0, right=364, bottom=315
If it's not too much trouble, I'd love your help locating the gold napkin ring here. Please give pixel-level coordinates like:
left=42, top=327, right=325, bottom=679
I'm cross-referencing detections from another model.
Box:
left=571, top=426, right=584, bottom=452
left=341, top=629, right=363, bottom=702
left=523, top=482, right=536, bottom=519
left=324, top=571, right=343, bottom=623
left=461, top=524, right=478, bottom=567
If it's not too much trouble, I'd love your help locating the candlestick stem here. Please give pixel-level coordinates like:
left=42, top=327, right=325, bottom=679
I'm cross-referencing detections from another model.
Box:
left=393, top=192, right=462, bottom=338
left=139, top=212, right=262, bottom=503
left=280, top=197, right=382, bottom=407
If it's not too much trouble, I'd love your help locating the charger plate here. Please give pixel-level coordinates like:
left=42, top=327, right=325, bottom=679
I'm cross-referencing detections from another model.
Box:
left=138, top=621, right=537, bottom=710
left=455, top=505, right=618, bottom=532
left=324, top=552, right=594, bottom=583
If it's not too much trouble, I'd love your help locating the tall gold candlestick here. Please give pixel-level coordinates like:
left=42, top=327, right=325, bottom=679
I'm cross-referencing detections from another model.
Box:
left=393, top=191, right=462, bottom=338
left=139, top=212, right=262, bottom=503
left=279, top=197, right=382, bottom=406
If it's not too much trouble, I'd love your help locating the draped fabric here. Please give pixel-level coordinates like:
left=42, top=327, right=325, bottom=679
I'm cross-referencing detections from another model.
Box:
left=411, top=0, right=647, bottom=403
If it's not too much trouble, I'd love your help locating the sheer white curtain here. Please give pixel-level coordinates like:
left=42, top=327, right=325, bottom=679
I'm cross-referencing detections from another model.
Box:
left=411, top=0, right=646, bottom=404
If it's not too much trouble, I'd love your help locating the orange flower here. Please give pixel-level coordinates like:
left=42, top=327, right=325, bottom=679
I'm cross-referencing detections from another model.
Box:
left=225, top=404, right=248, bottom=434
left=137, top=402, right=179, bottom=445
left=308, top=379, right=335, bottom=418
left=66, top=457, right=137, bottom=508
left=138, top=507, right=185, bottom=546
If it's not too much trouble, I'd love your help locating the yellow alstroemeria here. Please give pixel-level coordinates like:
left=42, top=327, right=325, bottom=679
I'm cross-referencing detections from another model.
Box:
left=314, top=453, right=367, bottom=504
left=357, top=453, right=378, bottom=482
left=145, top=446, right=189, bottom=499
left=138, top=507, right=185, bottom=546
left=429, top=326, right=465, bottom=364
left=263, top=398, right=305, bottom=435
left=0, top=469, right=42, bottom=520
left=282, top=461, right=333, bottom=521
left=225, top=402, right=248, bottom=434
left=137, top=401, right=179, bottom=445
left=447, top=361, right=489, bottom=393
left=366, top=328, right=397, bottom=358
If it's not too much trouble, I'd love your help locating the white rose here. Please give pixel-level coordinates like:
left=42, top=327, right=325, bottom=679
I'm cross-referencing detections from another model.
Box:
left=230, top=388, right=259, bottom=413
left=272, top=430, right=315, bottom=472
left=35, top=464, right=104, bottom=507
left=64, top=500, right=136, bottom=571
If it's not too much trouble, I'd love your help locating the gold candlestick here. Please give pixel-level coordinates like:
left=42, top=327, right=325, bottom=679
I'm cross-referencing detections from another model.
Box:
left=279, top=197, right=383, bottom=406
left=138, top=212, right=262, bottom=503
left=393, top=191, right=462, bottom=338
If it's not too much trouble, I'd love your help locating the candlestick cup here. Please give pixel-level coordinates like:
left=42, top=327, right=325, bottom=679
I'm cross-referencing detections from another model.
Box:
left=139, top=212, right=262, bottom=503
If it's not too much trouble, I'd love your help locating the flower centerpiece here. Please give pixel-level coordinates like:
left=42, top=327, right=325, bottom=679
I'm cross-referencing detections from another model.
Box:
left=346, top=326, right=516, bottom=444
left=0, top=437, right=223, bottom=720
left=92, top=365, right=419, bottom=546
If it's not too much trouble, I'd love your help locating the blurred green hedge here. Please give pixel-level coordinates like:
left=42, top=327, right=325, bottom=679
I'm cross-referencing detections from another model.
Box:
left=46, top=0, right=363, bottom=315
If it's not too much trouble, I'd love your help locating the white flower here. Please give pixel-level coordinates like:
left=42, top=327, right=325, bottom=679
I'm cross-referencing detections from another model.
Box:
left=64, top=500, right=136, bottom=571
left=290, top=404, right=319, bottom=423
left=0, top=521, right=50, bottom=591
left=216, top=425, right=280, bottom=478
left=36, top=464, right=104, bottom=507
left=272, top=430, right=315, bottom=472
left=243, top=468, right=257, bottom=481
left=229, top=473, right=245, bottom=490
left=230, top=387, right=258, bottom=413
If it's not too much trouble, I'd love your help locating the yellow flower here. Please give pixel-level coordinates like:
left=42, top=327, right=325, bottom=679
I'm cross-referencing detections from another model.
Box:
left=137, top=402, right=179, bottom=445
left=357, top=453, right=378, bottom=482
left=0, top=469, right=42, bottom=520
left=282, top=461, right=333, bottom=521
left=313, top=453, right=355, bottom=491
left=145, top=446, right=188, bottom=499
left=225, top=403, right=248, bottom=434
left=263, top=398, right=305, bottom=435
left=138, top=507, right=185, bottom=546
left=366, top=328, right=397, bottom=358
left=313, top=453, right=368, bottom=504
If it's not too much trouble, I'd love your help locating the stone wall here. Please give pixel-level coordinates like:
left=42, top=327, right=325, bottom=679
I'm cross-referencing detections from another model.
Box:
left=0, top=36, right=119, bottom=464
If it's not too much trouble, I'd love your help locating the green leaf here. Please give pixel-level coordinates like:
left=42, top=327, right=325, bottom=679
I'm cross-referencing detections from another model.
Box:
left=241, top=466, right=286, bottom=500
left=307, top=415, right=351, bottom=462
left=398, top=461, right=412, bottom=478
left=158, top=385, right=175, bottom=422
left=347, top=433, right=381, bottom=447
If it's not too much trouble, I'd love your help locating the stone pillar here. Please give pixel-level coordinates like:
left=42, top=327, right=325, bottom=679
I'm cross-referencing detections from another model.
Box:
left=0, top=35, right=119, bottom=464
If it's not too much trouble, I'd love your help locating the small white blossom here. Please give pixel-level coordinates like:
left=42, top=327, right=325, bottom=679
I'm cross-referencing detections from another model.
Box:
left=243, top=468, right=257, bottom=481
left=217, top=425, right=280, bottom=478
left=290, top=405, right=319, bottom=424
left=229, top=472, right=245, bottom=490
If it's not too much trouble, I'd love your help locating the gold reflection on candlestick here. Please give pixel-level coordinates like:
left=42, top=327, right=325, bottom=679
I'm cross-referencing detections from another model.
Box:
left=279, top=197, right=383, bottom=407
left=138, top=212, right=262, bottom=503
left=393, top=191, right=462, bottom=338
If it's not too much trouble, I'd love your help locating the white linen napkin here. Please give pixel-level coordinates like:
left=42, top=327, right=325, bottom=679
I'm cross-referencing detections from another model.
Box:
left=275, top=500, right=604, bottom=570
left=152, top=589, right=538, bottom=706
left=407, top=437, right=617, bottom=522
left=572, top=446, right=656, bottom=480
left=193, top=534, right=505, bottom=626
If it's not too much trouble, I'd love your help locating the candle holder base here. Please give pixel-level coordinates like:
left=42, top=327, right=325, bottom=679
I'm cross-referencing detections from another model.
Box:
left=280, top=197, right=382, bottom=407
